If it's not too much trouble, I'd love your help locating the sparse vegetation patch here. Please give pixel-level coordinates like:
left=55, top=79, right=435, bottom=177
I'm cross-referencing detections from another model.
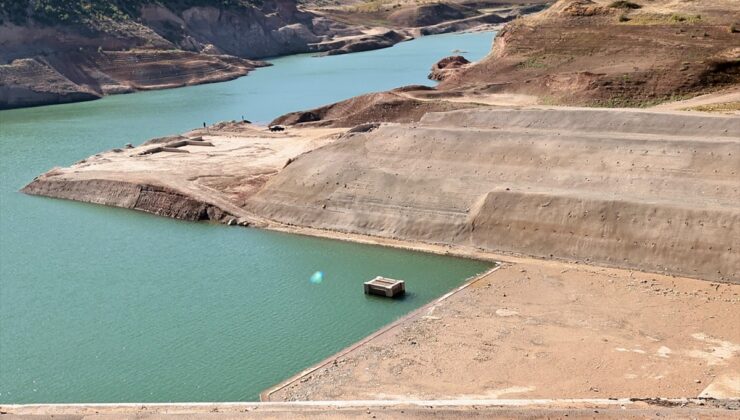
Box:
left=621, top=12, right=702, bottom=25
left=687, top=101, right=740, bottom=113
left=518, top=56, right=547, bottom=69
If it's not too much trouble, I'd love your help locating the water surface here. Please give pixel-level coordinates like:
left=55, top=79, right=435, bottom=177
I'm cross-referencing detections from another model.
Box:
left=0, top=31, right=495, bottom=403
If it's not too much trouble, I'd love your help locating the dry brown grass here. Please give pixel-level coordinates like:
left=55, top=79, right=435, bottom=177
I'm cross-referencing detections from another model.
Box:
left=620, top=12, right=703, bottom=25
left=686, top=101, right=740, bottom=113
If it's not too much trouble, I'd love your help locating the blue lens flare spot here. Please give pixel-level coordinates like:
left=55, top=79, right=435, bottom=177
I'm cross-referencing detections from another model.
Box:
left=309, top=271, right=324, bottom=284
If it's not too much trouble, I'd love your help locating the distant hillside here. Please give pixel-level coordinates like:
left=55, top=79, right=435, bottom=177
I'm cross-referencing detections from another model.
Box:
left=0, top=0, right=550, bottom=109
left=0, top=0, right=359, bottom=108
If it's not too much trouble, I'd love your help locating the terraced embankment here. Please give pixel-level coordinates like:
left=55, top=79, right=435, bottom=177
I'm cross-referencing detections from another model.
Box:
left=23, top=108, right=740, bottom=283
left=248, top=108, right=740, bottom=283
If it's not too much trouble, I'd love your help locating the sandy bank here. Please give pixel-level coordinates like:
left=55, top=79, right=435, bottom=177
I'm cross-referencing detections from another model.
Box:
left=22, top=122, right=345, bottom=225
left=262, top=253, right=740, bottom=402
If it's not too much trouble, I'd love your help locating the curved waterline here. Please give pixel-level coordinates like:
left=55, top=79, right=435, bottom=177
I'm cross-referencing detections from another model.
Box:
left=0, top=31, right=495, bottom=403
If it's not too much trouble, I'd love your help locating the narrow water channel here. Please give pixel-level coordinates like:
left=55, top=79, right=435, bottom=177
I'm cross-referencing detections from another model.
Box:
left=0, top=31, right=495, bottom=403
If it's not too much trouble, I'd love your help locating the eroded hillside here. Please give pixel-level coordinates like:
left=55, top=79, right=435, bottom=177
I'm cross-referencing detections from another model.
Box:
left=440, top=0, right=740, bottom=106
left=0, top=0, right=350, bottom=108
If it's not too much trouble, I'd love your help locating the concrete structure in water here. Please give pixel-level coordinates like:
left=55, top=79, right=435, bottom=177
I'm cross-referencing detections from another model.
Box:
left=364, top=276, right=405, bottom=298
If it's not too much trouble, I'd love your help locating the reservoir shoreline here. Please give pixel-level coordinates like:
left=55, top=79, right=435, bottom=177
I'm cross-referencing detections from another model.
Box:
left=259, top=264, right=503, bottom=401
left=0, top=31, right=500, bottom=404
left=3, top=0, right=739, bottom=408
left=17, top=103, right=739, bottom=404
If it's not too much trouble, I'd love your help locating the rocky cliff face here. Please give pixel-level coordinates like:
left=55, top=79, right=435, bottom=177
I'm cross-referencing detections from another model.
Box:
left=0, top=0, right=361, bottom=109
left=428, top=55, right=471, bottom=81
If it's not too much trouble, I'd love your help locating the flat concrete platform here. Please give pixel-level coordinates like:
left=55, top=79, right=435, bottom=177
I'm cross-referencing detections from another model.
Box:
left=364, top=276, right=405, bottom=297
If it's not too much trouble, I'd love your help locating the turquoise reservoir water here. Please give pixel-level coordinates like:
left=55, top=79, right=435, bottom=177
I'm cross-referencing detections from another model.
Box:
left=0, top=32, right=494, bottom=403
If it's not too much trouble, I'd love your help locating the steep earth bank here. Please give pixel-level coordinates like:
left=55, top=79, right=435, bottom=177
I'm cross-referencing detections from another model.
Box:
left=0, top=0, right=548, bottom=109
left=22, top=108, right=740, bottom=284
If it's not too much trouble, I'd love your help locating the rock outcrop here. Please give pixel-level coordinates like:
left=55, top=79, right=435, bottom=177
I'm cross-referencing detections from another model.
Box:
left=428, top=55, right=471, bottom=81
left=0, top=50, right=264, bottom=109
left=313, top=29, right=408, bottom=56
left=22, top=177, right=232, bottom=222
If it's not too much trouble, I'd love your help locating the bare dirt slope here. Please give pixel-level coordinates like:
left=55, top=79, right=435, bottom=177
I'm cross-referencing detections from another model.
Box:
left=248, top=108, right=740, bottom=283
left=271, top=87, right=480, bottom=126
left=266, top=257, right=740, bottom=401
left=440, top=0, right=740, bottom=106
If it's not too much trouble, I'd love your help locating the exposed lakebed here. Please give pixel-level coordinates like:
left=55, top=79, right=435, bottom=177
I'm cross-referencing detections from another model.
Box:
left=0, top=32, right=494, bottom=403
